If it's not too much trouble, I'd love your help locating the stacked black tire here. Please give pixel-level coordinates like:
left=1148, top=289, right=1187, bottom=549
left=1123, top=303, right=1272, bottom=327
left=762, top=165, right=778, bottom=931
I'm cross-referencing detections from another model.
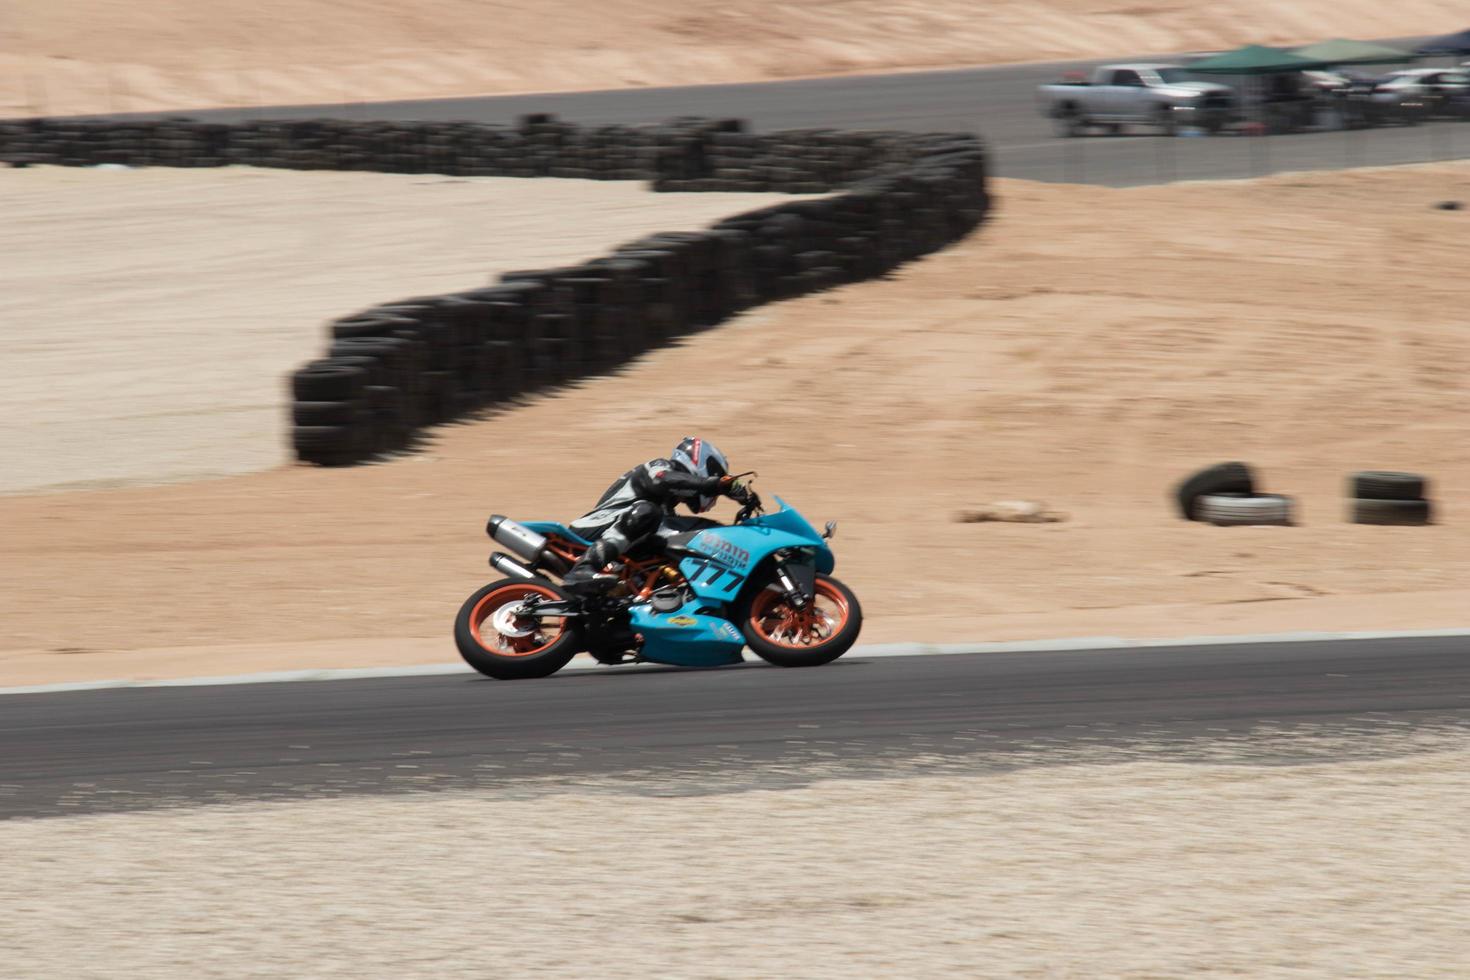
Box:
left=1, top=116, right=711, bottom=179
left=3, top=113, right=987, bottom=466
left=257, top=118, right=986, bottom=466
left=1348, top=471, right=1433, bottom=525
left=0, top=115, right=986, bottom=191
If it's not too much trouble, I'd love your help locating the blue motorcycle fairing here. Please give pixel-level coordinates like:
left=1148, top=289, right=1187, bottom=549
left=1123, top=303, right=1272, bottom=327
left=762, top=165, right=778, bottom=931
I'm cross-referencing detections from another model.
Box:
left=745, top=497, right=829, bottom=545
left=627, top=599, right=746, bottom=667
left=675, top=498, right=834, bottom=598
left=637, top=499, right=838, bottom=666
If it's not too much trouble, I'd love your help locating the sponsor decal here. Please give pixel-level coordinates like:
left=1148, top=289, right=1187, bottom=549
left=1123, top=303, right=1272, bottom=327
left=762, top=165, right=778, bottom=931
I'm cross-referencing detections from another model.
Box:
left=667, top=615, right=698, bottom=626
left=695, top=534, right=751, bottom=569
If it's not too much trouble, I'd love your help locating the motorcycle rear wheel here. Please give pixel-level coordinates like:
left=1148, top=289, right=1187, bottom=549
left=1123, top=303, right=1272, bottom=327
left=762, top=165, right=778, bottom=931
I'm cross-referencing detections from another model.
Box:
left=454, top=578, right=582, bottom=679
left=740, top=574, right=862, bottom=667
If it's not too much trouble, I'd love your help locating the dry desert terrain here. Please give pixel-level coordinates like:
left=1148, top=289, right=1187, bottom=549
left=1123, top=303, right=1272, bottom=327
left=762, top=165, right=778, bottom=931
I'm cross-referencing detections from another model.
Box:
left=4, top=1, right=1470, bottom=115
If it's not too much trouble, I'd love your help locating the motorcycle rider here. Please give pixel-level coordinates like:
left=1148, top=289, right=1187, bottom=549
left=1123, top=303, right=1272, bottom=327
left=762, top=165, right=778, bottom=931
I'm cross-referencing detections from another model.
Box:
left=561, top=436, right=756, bottom=595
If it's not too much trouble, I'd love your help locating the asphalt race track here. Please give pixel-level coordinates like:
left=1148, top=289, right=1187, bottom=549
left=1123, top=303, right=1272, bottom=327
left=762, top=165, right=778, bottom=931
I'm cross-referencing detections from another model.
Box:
left=4, top=636, right=1468, bottom=819
left=90, top=42, right=1470, bottom=186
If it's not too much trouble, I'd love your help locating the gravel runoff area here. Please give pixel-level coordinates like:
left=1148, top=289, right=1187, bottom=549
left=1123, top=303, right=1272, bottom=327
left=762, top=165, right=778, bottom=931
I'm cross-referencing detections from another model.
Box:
left=3, top=727, right=1467, bottom=978
left=0, top=166, right=813, bottom=494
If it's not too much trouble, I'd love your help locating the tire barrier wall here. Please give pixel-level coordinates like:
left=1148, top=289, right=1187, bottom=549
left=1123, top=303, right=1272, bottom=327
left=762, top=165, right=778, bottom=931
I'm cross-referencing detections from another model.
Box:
left=0, top=114, right=989, bottom=464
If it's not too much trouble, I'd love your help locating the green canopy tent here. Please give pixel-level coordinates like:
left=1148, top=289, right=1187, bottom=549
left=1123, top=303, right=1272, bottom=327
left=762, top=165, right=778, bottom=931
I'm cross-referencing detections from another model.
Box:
left=1187, top=44, right=1332, bottom=74
left=1186, top=45, right=1335, bottom=133
left=1291, top=39, right=1415, bottom=66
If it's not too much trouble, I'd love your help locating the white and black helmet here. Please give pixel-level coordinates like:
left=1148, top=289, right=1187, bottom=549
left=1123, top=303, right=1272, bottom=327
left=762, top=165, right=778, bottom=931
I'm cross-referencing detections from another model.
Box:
left=670, top=436, right=729, bottom=513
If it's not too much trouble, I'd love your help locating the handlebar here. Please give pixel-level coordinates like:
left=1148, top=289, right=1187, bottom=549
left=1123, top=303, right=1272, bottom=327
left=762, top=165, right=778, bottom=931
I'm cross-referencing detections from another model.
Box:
left=735, top=496, right=764, bottom=523
left=726, top=471, right=762, bottom=523
left=732, top=475, right=764, bottom=523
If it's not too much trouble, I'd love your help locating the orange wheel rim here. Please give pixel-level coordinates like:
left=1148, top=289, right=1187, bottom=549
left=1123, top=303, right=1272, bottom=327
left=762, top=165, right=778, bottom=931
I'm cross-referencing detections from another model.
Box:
left=468, top=584, right=565, bottom=657
left=748, top=579, right=849, bottom=649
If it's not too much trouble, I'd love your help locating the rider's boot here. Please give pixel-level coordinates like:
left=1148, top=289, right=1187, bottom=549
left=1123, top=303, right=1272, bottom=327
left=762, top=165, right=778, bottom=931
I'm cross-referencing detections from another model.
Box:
left=561, top=537, right=623, bottom=596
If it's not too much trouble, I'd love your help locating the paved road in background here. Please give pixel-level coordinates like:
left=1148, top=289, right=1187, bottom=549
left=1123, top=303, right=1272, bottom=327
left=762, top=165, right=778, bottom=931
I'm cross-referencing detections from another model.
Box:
left=5, top=636, right=1467, bottom=819
left=94, top=42, right=1470, bottom=186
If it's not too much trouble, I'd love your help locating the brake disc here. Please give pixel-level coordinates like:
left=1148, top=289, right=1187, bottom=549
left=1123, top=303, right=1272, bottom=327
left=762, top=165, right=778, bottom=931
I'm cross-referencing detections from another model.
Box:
left=489, top=603, right=537, bottom=638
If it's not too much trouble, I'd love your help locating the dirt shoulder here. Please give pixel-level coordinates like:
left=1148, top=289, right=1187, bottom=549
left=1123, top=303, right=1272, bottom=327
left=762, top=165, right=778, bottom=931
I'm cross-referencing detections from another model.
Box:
left=5, top=1, right=1470, bottom=116
left=4, top=162, right=1470, bottom=686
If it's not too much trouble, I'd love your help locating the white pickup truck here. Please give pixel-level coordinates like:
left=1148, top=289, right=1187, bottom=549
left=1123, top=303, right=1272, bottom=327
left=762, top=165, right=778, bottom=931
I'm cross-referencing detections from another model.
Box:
left=1039, top=63, right=1238, bottom=136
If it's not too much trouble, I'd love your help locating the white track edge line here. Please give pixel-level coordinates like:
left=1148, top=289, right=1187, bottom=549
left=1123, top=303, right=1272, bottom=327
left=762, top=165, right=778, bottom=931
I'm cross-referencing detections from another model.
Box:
left=3, top=628, right=1468, bottom=697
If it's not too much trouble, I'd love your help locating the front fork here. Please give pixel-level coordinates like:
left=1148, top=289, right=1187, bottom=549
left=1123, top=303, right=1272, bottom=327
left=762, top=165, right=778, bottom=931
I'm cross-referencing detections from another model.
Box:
left=774, top=559, right=817, bottom=609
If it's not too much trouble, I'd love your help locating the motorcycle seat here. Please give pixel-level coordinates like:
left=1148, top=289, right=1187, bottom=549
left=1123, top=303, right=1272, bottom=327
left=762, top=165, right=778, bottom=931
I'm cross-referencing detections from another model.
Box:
left=521, top=521, right=594, bottom=546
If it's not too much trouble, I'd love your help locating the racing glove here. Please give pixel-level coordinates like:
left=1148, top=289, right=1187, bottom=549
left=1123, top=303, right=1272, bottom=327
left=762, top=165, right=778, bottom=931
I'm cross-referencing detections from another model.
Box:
left=720, top=475, right=756, bottom=505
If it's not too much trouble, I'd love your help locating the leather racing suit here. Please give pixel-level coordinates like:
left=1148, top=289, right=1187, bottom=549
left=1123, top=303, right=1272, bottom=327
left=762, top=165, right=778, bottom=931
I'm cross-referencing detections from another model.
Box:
left=562, top=458, right=747, bottom=592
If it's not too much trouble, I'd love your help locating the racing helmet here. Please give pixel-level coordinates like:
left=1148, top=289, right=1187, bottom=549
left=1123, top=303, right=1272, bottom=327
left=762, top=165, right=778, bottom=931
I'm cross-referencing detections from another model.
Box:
left=670, top=436, right=729, bottom=513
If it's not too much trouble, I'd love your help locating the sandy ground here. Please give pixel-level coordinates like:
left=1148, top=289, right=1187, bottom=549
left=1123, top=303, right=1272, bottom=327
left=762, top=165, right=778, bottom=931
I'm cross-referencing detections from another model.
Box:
left=4, top=161, right=1470, bottom=686
left=4, top=1, right=1470, bottom=116
left=0, top=167, right=810, bottom=494
left=3, top=729, right=1467, bottom=977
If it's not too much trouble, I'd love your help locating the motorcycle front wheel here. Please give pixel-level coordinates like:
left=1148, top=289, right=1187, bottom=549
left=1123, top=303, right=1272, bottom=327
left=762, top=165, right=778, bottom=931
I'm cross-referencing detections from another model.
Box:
left=454, top=578, right=582, bottom=680
left=739, top=573, right=863, bottom=667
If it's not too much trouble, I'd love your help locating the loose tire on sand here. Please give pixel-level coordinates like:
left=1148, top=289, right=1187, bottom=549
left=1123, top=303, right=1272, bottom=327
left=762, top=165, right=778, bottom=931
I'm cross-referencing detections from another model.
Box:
left=1349, top=471, right=1427, bottom=501
left=1348, top=497, right=1433, bottom=526
left=1196, top=492, right=1296, bottom=527
left=1175, top=462, right=1256, bottom=521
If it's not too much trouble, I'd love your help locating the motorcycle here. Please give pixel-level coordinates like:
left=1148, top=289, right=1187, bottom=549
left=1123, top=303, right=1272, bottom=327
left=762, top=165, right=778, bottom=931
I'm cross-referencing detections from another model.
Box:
left=453, top=487, right=862, bottom=679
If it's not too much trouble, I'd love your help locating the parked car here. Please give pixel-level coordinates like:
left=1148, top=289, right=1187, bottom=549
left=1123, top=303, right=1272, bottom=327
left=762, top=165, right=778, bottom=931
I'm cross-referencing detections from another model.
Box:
left=1370, top=68, right=1470, bottom=119
left=1038, top=64, right=1239, bottom=136
left=1303, top=69, right=1427, bottom=127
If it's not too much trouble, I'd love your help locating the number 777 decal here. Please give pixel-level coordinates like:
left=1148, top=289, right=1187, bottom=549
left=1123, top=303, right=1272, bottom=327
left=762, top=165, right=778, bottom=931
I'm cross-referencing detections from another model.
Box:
left=680, top=558, right=744, bottom=592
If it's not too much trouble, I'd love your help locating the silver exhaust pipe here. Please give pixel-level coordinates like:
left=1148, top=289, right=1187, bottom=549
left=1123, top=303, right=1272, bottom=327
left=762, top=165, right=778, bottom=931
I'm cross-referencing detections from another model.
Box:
left=485, top=514, right=572, bottom=574
left=486, top=515, right=550, bottom=563
left=489, top=552, right=538, bottom=580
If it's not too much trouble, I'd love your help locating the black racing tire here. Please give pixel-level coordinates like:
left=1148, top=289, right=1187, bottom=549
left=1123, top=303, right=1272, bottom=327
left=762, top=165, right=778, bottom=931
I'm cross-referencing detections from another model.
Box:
left=1054, top=106, right=1084, bottom=138
left=323, top=354, right=390, bottom=387
left=292, top=424, right=365, bottom=453
left=454, top=579, right=583, bottom=680
left=291, top=362, right=367, bottom=401
left=1175, top=461, right=1256, bottom=521
left=292, top=400, right=362, bottom=427
left=739, top=573, right=863, bottom=668
left=1349, top=471, right=1427, bottom=501
left=1349, top=498, right=1433, bottom=526
left=331, top=314, right=419, bottom=340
